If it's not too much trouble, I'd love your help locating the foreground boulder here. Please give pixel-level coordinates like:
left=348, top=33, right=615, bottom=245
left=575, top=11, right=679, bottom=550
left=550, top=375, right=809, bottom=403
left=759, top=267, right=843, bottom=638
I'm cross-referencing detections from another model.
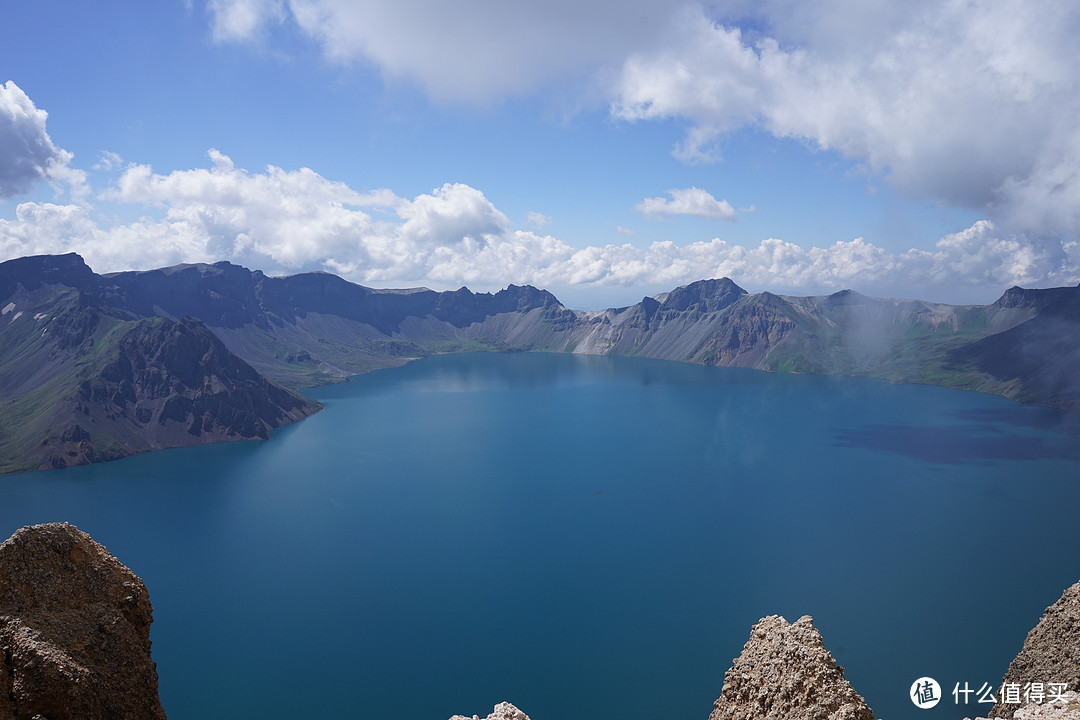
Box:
left=0, top=523, right=166, bottom=720
left=991, top=580, right=1080, bottom=718
left=708, top=614, right=874, bottom=720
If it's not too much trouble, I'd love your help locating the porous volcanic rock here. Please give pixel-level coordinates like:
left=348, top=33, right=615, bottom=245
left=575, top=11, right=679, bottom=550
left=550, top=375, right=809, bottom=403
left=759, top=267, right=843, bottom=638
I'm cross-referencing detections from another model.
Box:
left=1013, top=692, right=1080, bottom=719
left=966, top=691, right=1080, bottom=720
left=991, top=581, right=1080, bottom=718
left=0, top=523, right=166, bottom=720
left=708, top=614, right=874, bottom=720
left=449, top=701, right=530, bottom=720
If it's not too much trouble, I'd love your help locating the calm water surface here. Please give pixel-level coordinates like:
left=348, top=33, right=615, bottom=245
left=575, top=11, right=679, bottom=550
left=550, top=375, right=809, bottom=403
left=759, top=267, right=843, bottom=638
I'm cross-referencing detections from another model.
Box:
left=2, top=353, right=1079, bottom=720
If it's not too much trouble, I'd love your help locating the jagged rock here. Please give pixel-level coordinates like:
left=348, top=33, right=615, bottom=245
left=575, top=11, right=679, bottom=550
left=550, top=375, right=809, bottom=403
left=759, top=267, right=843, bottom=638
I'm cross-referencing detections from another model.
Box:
left=991, top=581, right=1080, bottom=718
left=1014, top=692, right=1080, bottom=719
left=966, top=691, right=1080, bottom=720
left=708, top=615, right=874, bottom=720
left=0, top=523, right=166, bottom=720
left=449, top=701, right=530, bottom=720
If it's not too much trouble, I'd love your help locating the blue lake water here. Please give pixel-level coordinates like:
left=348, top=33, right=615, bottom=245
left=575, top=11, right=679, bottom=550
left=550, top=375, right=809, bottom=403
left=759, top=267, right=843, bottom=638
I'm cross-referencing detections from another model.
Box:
left=2, top=352, right=1080, bottom=720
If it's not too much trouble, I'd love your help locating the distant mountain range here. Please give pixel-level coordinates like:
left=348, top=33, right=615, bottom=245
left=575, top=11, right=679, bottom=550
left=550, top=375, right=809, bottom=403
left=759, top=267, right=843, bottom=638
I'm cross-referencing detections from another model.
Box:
left=2, top=253, right=1078, bottom=473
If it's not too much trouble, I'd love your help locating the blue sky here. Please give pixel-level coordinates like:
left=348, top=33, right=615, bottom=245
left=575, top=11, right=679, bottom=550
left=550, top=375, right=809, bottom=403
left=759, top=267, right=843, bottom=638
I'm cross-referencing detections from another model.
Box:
left=2, top=1, right=1078, bottom=308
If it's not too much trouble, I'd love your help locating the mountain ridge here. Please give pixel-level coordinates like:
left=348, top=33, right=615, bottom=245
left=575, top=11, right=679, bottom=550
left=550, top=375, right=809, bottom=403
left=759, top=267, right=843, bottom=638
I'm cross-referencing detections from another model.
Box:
left=3, top=253, right=1078, bottom=473
left=0, top=255, right=320, bottom=473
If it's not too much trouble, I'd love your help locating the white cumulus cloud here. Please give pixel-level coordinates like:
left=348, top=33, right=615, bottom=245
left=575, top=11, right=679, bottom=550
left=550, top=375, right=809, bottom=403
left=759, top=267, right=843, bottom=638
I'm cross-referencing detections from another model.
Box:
left=0, top=81, right=86, bottom=200
left=204, top=1, right=1080, bottom=245
left=610, top=2, right=1080, bottom=240
left=636, top=187, right=737, bottom=221
left=205, top=0, right=1080, bottom=251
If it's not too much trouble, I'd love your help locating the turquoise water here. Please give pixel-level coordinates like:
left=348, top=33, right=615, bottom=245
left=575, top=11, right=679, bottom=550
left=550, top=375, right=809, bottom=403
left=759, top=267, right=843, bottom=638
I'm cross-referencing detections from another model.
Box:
left=2, top=352, right=1079, bottom=720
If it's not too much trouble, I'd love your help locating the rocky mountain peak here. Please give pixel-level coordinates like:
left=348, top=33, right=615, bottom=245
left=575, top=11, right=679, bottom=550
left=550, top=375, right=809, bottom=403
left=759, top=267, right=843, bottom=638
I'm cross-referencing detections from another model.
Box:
left=0, top=253, right=98, bottom=300
left=660, top=277, right=747, bottom=313
left=495, top=283, right=563, bottom=312
left=708, top=614, right=874, bottom=720
left=991, top=285, right=1080, bottom=312
left=824, top=289, right=872, bottom=306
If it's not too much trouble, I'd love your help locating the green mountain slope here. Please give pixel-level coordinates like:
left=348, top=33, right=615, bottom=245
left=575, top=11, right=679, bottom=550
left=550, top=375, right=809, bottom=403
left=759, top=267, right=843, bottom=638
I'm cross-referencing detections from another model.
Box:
left=102, top=262, right=575, bottom=387
left=0, top=256, right=318, bottom=474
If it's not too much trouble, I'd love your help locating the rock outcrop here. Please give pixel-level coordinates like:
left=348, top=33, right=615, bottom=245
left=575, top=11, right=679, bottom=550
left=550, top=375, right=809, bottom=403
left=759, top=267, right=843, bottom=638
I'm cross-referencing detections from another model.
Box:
left=966, top=692, right=1080, bottom=720
left=449, top=701, right=530, bottom=720
left=0, top=523, right=166, bottom=720
left=991, top=580, right=1080, bottom=718
left=1011, top=692, right=1080, bottom=718
left=708, top=615, right=874, bottom=720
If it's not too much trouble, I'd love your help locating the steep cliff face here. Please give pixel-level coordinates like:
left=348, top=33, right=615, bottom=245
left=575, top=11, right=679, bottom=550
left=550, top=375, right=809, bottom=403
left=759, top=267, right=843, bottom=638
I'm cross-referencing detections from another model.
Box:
left=990, top=580, right=1080, bottom=718
left=0, top=523, right=166, bottom=720
left=693, top=292, right=800, bottom=368
left=37, top=316, right=318, bottom=470
left=0, top=256, right=320, bottom=474
left=948, top=288, right=1080, bottom=408
left=103, top=262, right=577, bottom=385
left=707, top=615, right=874, bottom=720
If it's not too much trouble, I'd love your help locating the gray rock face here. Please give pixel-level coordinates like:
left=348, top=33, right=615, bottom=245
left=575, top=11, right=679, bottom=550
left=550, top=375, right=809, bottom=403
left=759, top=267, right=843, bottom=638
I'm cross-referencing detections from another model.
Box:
left=0, top=523, right=166, bottom=720
left=449, top=701, right=530, bottom=720
left=991, top=580, right=1080, bottom=718
left=708, top=615, right=874, bottom=720
left=965, top=691, right=1080, bottom=720
left=1013, top=692, right=1080, bottom=719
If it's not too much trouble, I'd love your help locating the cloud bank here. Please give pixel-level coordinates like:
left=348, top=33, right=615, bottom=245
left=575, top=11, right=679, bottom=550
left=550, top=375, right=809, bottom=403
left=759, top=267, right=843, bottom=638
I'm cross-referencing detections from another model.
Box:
left=2, top=150, right=1075, bottom=303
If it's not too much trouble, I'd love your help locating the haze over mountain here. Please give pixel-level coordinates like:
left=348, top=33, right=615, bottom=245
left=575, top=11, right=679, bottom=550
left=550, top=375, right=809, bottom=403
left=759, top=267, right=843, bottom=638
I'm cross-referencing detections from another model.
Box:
left=2, top=253, right=1078, bottom=473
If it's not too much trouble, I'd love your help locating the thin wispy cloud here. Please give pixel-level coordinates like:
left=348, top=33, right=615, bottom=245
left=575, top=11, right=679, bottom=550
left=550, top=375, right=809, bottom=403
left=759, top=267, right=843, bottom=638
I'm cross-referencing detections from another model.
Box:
left=211, top=0, right=682, bottom=102
left=527, top=211, right=552, bottom=230
left=207, top=0, right=285, bottom=42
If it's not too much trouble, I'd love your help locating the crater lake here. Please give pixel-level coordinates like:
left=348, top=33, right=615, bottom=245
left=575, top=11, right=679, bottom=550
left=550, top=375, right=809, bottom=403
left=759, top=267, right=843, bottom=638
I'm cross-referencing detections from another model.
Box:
left=2, top=352, right=1079, bottom=720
